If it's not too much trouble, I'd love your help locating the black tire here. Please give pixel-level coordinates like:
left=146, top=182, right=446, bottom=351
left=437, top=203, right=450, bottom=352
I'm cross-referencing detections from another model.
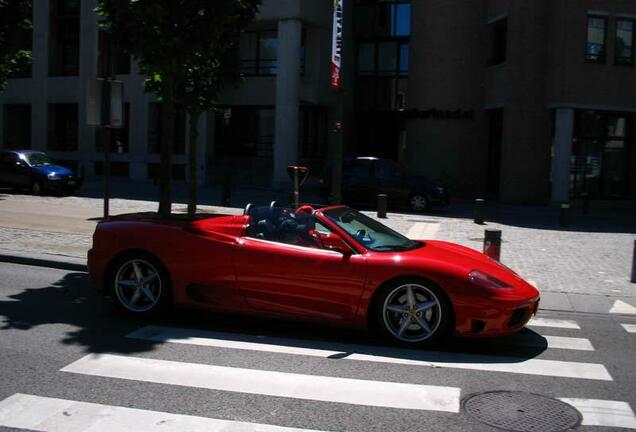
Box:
left=409, top=193, right=430, bottom=212
left=31, top=180, right=43, bottom=195
left=371, top=277, right=452, bottom=346
left=106, top=253, right=172, bottom=316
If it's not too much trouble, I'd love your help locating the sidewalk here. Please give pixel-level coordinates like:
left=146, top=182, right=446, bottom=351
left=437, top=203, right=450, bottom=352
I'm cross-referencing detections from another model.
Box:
left=0, top=184, right=635, bottom=316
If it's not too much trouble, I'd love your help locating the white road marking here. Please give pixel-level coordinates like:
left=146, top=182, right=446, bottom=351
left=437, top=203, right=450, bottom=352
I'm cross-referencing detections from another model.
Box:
left=609, top=300, right=636, bottom=315
left=61, top=354, right=461, bottom=413
left=622, top=324, right=636, bottom=333
left=0, top=393, right=329, bottom=432
left=560, top=398, right=636, bottom=430
left=509, top=334, right=594, bottom=351
left=527, top=317, right=580, bottom=329
left=406, top=222, right=440, bottom=240
left=127, top=326, right=611, bottom=381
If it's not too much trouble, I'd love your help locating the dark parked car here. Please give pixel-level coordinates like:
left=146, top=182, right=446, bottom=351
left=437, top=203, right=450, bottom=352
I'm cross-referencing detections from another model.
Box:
left=321, top=157, right=450, bottom=212
left=0, top=150, right=82, bottom=195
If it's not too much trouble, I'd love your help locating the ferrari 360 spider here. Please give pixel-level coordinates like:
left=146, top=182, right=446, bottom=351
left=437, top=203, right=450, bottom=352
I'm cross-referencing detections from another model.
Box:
left=88, top=204, right=540, bottom=346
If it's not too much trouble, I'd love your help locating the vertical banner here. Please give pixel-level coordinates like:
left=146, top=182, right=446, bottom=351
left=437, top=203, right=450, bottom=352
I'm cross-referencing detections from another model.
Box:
left=331, top=0, right=344, bottom=90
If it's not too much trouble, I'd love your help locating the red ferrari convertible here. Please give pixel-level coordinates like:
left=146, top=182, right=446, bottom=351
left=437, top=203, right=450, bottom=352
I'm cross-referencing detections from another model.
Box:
left=88, top=204, right=540, bottom=346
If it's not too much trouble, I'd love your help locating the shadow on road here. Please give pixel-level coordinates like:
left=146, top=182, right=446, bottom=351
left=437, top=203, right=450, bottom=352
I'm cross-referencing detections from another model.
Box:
left=0, top=271, right=548, bottom=363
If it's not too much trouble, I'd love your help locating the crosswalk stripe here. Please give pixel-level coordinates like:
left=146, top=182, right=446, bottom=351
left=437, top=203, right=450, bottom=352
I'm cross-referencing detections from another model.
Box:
left=621, top=324, right=636, bottom=333
left=0, top=393, right=329, bottom=432
left=528, top=317, right=580, bottom=329
left=127, top=326, right=611, bottom=381
left=61, top=354, right=461, bottom=413
left=511, top=334, right=594, bottom=351
left=559, top=398, right=636, bottom=430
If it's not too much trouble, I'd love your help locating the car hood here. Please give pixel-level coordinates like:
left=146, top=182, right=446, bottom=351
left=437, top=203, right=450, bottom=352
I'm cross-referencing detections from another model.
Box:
left=400, top=240, right=538, bottom=296
left=31, top=164, right=73, bottom=177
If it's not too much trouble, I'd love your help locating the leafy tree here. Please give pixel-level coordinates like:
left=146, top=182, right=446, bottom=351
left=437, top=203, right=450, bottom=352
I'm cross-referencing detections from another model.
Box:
left=97, top=0, right=260, bottom=217
left=0, top=0, right=32, bottom=91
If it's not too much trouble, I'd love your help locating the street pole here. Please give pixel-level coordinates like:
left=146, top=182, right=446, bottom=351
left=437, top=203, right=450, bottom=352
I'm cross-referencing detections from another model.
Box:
left=329, top=0, right=345, bottom=205
left=330, top=89, right=343, bottom=204
left=100, top=35, right=113, bottom=220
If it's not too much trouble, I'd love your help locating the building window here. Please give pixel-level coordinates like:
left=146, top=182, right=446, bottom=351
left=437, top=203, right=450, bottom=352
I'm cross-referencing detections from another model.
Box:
left=300, top=108, right=328, bottom=158
left=98, top=31, right=131, bottom=75
left=95, top=103, right=129, bottom=153
left=357, top=41, right=409, bottom=76
left=356, top=76, right=407, bottom=111
left=615, top=18, right=635, bottom=65
left=147, top=163, right=185, bottom=181
left=94, top=161, right=129, bottom=177
left=3, top=105, right=31, bottom=149
left=585, top=15, right=607, bottom=63
left=48, top=104, right=78, bottom=151
left=489, top=18, right=508, bottom=66
left=214, top=107, right=274, bottom=157
left=6, top=3, right=32, bottom=79
left=240, top=31, right=278, bottom=76
left=148, top=103, right=186, bottom=155
left=355, top=0, right=411, bottom=38
left=49, top=0, right=80, bottom=76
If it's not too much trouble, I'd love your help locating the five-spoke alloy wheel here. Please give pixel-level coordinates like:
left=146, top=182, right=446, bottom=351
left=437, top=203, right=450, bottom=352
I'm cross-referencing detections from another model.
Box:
left=110, top=255, right=170, bottom=315
left=409, top=194, right=429, bottom=212
left=375, top=279, right=450, bottom=345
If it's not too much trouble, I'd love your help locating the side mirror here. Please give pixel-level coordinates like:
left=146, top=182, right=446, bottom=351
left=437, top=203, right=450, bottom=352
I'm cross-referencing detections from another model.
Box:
left=309, top=230, right=352, bottom=256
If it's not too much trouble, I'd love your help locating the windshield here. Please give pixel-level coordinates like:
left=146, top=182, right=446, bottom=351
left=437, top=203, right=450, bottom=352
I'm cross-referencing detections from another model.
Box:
left=322, top=207, right=422, bottom=252
left=24, top=152, right=54, bottom=167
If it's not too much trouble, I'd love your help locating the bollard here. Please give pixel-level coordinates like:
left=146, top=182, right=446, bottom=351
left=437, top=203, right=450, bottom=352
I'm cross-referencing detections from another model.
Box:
left=483, top=229, right=501, bottom=261
left=377, top=194, right=388, bottom=218
left=582, top=193, right=590, bottom=215
left=474, top=198, right=485, bottom=224
left=631, top=240, right=636, bottom=283
left=559, top=203, right=571, bottom=227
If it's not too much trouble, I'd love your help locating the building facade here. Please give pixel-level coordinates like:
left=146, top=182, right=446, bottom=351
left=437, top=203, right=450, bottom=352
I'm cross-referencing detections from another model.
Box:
left=1, top=0, right=635, bottom=203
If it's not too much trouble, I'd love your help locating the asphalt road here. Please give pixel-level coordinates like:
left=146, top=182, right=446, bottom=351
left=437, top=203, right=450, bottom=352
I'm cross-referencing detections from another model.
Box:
left=0, top=262, right=635, bottom=432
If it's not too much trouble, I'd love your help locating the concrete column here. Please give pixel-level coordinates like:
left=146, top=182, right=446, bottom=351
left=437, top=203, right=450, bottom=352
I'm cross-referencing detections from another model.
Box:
left=31, top=0, right=50, bottom=152
left=272, top=18, right=302, bottom=187
left=551, top=108, right=574, bottom=203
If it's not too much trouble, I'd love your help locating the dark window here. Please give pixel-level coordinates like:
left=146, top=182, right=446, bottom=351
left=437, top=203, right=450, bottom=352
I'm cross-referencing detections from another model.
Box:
left=489, top=18, right=508, bottom=66
left=94, top=161, right=129, bottom=177
left=586, top=15, right=607, bottom=63
left=3, top=105, right=31, bottom=149
left=95, top=103, right=130, bottom=153
left=299, top=107, right=328, bottom=158
left=49, top=0, right=80, bottom=76
left=98, top=30, right=131, bottom=75
left=355, top=1, right=411, bottom=38
left=356, top=76, right=407, bottom=111
left=148, top=103, right=186, bottom=155
left=356, top=41, right=408, bottom=76
left=47, top=104, right=78, bottom=151
left=6, top=3, right=32, bottom=79
left=214, top=107, right=274, bottom=157
left=240, top=31, right=278, bottom=75
left=147, top=163, right=186, bottom=181
left=615, top=18, right=635, bottom=65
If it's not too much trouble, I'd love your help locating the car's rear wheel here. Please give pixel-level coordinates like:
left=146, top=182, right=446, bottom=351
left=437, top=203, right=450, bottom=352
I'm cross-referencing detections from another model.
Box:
left=31, top=180, right=42, bottom=195
left=108, top=254, right=171, bottom=315
left=373, top=279, right=451, bottom=346
left=409, top=194, right=429, bottom=212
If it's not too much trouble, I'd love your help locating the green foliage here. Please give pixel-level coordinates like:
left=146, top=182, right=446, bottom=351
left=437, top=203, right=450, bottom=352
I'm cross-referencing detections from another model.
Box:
left=0, top=0, right=33, bottom=90
left=96, top=0, right=261, bottom=108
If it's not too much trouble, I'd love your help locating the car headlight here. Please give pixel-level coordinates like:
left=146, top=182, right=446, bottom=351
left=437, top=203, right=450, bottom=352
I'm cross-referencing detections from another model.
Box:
left=47, top=172, right=57, bottom=179
left=468, top=269, right=511, bottom=289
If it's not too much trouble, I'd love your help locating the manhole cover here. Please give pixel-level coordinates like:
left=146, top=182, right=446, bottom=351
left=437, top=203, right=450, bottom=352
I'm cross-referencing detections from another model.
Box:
left=463, top=391, right=581, bottom=432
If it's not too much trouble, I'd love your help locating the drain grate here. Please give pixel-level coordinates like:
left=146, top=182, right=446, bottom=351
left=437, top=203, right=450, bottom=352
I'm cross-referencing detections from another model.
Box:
left=463, top=391, right=582, bottom=432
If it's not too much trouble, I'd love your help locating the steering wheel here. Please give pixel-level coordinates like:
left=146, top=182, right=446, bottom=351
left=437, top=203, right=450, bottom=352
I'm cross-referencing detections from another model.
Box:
left=355, top=229, right=373, bottom=244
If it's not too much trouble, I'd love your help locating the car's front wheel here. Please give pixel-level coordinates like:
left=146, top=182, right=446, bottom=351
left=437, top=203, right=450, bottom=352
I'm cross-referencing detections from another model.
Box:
left=373, top=278, right=451, bottom=346
left=409, top=193, right=429, bottom=212
left=108, top=254, right=171, bottom=315
left=31, top=180, right=43, bottom=195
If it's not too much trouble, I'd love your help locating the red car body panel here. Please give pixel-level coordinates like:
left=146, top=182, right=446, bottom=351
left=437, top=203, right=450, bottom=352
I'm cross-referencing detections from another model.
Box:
left=87, top=207, right=540, bottom=337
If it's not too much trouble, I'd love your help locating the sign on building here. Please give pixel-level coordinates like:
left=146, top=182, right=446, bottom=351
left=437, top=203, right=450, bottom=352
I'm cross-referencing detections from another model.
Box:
left=86, top=78, right=124, bottom=128
left=330, top=0, right=344, bottom=90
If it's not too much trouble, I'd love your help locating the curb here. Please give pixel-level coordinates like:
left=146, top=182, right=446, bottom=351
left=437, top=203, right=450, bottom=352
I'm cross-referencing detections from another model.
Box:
left=0, top=253, right=87, bottom=272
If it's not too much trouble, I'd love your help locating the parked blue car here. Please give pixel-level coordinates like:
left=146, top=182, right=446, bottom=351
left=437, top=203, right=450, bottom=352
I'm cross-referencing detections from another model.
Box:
left=0, top=150, right=82, bottom=195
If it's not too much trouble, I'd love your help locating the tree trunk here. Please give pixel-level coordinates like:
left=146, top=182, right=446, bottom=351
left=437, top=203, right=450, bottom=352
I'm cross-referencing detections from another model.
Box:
left=187, top=110, right=201, bottom=216
left=158, top=74, right=175, bottom=217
